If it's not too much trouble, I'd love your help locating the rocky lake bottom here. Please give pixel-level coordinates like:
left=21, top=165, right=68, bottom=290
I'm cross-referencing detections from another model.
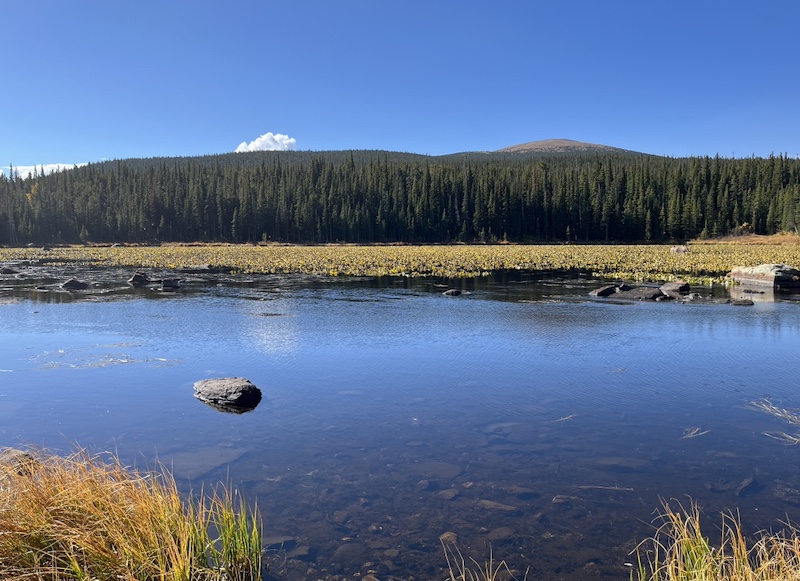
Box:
left=2, top=265, right=800, bottom=580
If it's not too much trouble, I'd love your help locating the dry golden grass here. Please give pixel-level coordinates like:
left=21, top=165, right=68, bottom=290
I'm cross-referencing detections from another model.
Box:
left=0, top=447, right=262, bottom=581
left=747, top=399, right=800, bottom=427
left=692, top=232, right=800, bottom=245
left=747, top=399, right=800, bottom=445
left=442, top=542, right=526, bottom=581
left=632, top=500, right=800, bottom=581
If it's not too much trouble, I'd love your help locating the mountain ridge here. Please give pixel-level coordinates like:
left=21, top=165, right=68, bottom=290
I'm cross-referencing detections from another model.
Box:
left=87, top=140, right=645, bottom=173
left=496, top=138, right=640, bottom=155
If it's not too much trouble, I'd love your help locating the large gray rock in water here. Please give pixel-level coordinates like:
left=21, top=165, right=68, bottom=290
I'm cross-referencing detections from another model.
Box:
left=659, top=280, right=691, bottom=299
left=127, top=271, right=151, bottom=286
left=194, top=377, right=262, bottom=413
left=615, top=286, right=666, bottom=301
left=728, top=264, right=800, bottom=288
left=589, top=284, right=618, bottom=297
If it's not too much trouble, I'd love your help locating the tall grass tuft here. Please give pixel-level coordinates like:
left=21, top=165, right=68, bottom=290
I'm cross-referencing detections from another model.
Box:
left=442, top=541, right=527, bottom=581
left=0, top=447, right=262, bottom=581
left=632, top=500, right=800, bottom=581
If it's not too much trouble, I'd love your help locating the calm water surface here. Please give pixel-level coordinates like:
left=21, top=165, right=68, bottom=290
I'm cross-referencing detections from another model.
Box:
left=2, top=269, right=800, bottom=580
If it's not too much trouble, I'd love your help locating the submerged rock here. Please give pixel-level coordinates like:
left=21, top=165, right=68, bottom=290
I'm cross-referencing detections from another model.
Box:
left=331, top=542, right=369, bottom=569
left=442, top=288, right=462, bottom=297
left=476, top=499, right=518, bottom=512
left=0, top=266, right=19, bottom=275
left=436, top=488, right=459, bottom=500
left=160, top=278, right=181, bottom=291
left=60, top=278, right=90, bottom=290
left=194, top=377, right=262, bottom=413
left=487, top=526, right=516, bottom=541
left=729, top=298, right=755, bottom=306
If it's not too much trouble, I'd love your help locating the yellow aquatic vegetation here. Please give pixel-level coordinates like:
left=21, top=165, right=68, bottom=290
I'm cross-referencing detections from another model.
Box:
left=1, top=243, right=799, bottom=283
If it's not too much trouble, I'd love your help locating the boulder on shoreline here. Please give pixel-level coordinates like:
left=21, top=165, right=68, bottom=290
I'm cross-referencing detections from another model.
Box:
left=728, top=264, right=800, bottom=289
left=193, top=377, right=262, bottom=413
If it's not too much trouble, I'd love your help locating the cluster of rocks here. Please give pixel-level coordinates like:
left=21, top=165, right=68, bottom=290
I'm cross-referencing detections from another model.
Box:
left=590, top=280, right=689, bottom=301
left=56, top=273, right=181, bottom=292
left=590, top=280, right=755, bottom=306
left=128, top=271, right=181, bottom=291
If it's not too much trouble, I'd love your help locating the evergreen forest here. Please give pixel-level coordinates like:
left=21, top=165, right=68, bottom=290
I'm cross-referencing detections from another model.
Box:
left=1, top=150, right=799, bottom=245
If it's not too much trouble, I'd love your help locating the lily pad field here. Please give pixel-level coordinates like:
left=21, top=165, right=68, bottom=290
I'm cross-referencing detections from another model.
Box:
left=2, top=240, right=800, bottom=284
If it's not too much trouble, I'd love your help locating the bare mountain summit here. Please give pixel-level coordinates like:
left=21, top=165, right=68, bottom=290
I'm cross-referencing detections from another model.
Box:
left=498, top=139, right=635, bottom=154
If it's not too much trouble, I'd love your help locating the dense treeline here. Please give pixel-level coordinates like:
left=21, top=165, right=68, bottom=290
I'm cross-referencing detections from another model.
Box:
left=1, top=151, right=799, bottom=245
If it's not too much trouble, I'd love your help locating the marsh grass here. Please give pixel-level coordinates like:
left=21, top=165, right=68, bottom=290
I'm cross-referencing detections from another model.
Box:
left=0, top=448, right=262, bottom=581
left=442, top=542, right=526, bottom=581
left=632, top=500, right=800, bottom=581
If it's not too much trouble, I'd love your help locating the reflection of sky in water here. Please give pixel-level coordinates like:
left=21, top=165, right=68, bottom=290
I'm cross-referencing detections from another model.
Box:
left=239, top=299, right=299, bottom=355
left=3, top=287, right=798, bottom=426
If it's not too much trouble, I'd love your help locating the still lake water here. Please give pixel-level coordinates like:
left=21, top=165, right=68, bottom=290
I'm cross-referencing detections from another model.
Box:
left=2, top=268, right=800, bottom=580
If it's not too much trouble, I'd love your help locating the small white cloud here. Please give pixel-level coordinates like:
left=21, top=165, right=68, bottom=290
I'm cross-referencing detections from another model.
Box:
left=2, top=163, right=86, bottom=178
left=235, top=132, right=297, bottom=153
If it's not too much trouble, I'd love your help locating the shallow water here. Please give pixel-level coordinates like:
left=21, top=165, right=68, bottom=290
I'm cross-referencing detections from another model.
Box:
left=2, top=268, right=800, bottom=580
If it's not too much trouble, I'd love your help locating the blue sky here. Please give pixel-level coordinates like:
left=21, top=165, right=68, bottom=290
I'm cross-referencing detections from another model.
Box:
left=2, top=1, right=799, bottom=176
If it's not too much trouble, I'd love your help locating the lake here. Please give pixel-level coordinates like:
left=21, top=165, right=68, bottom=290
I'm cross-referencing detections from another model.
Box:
left=2, top=267, right=800, bottom=580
